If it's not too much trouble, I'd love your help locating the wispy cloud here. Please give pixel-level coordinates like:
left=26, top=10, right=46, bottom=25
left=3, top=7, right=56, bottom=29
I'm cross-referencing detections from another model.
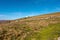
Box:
left=0, top=15, right=5, bottom=17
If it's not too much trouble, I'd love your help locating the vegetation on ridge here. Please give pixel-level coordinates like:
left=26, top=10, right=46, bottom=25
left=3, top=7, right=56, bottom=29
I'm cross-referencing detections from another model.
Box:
left=0, top=12, right=60, bottom=40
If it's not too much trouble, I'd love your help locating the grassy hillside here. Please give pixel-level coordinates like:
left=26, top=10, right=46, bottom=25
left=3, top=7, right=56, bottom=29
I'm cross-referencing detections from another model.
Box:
left=0, top=12, right=60, bottom=40
left=25, top=23, right=60, bottom=40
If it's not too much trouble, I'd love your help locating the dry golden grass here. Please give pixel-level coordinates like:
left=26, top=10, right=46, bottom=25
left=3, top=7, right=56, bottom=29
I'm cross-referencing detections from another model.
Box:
left=0, top=12, right=60, bottom=40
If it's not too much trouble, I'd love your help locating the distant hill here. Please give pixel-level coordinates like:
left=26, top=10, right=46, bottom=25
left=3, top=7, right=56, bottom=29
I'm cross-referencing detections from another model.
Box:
left=0, top=12, right=60, bottom=40
left=0, top=20, right=11, bottom=24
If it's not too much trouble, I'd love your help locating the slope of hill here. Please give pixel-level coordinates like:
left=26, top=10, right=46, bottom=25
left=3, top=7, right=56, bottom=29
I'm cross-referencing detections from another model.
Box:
left=0, top=12, right=60, bottom=40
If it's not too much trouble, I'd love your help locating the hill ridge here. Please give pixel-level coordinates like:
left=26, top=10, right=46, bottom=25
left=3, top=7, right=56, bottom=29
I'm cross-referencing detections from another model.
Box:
left=0, top=12, right=60, bottom=40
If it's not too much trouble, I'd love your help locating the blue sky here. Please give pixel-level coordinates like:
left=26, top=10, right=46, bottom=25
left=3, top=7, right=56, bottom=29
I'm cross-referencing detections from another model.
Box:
left=0, top=0, right=60, bottom=20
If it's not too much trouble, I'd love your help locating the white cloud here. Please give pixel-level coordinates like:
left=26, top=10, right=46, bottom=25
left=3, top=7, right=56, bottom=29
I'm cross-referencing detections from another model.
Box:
left=25, top=12, right=41, bottom=17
